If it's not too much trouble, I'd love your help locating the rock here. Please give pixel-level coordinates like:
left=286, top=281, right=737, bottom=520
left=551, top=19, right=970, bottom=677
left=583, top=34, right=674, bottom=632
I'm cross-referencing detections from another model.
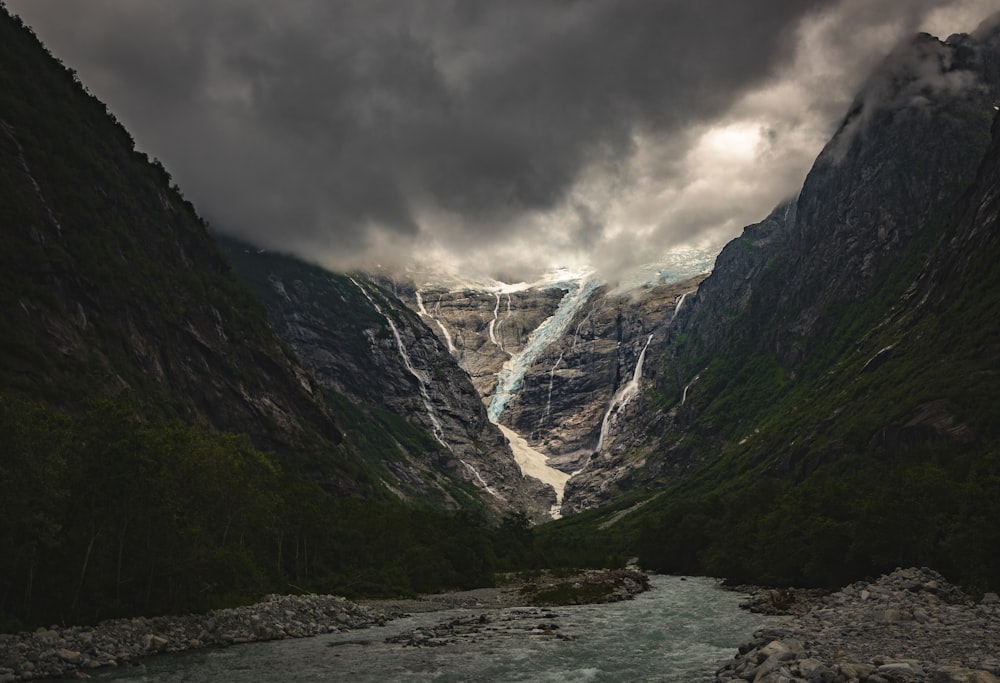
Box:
left=54, top=648, right=81, bottom=664
left=878, top=661, right=921, bottom=676
left=719, top=569, right=1000, bottom=683
left=930, top=666, right=1000, bottom=683
left=759, top=640, right=804, bottom=662
left=0, top=592, right=388, bottom=681
left=141, top=634, right=169, bottom=652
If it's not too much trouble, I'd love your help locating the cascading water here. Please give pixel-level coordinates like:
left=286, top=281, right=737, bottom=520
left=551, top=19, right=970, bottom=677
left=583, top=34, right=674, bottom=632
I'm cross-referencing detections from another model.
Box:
left=594, top=333, right=654, bottom=454
left=351, top=279, right=446, bottom=447
left=534, top=351, right=564, bottom=439
left=415, top=290, right=458, bottom=355
left=670, top=290, right=692, bottom=323
left=487, top=277, right=601, bottom=423
left=533, top=296, right=602, bottom=438
left=487, top=293, right=499, bottom=346
left=1, top=122, right=62, bottom=234
left=591, top=288, right=698, bottom=460
left=681, top=374, right=700, bottom=406
left=352, top=278, right=497, bottom=497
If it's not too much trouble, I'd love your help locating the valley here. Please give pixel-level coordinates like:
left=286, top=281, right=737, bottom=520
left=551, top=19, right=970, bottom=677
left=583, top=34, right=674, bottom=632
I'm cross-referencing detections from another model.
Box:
left=3, top=3, right=1000, bottom=682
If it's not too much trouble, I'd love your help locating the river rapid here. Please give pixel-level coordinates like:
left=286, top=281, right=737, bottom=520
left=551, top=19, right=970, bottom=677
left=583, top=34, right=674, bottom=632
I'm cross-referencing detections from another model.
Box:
left=73, top=575, right=771, bottom=683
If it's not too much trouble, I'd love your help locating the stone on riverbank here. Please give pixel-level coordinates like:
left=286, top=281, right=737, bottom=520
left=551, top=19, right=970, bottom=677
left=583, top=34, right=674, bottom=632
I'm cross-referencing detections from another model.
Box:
left=717, top=567, right=1000, bottom=683
left=0, top=594, right=388, bottom=681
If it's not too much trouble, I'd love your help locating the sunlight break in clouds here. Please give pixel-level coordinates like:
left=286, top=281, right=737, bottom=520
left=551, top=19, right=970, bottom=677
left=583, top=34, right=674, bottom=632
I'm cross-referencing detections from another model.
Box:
left=6, top=0, right=998, bottom=282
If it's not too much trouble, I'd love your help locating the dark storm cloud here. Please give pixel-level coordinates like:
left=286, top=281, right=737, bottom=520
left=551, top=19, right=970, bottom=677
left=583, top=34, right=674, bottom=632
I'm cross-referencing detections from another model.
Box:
left=5, top=0, right=993, bottom=276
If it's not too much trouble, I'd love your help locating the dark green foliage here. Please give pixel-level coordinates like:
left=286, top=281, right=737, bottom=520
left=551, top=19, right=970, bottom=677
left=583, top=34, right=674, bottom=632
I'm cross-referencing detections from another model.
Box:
left=635, top=446, right=1000, bottom=592
left=0, top=7, right=351, bottom=474
left=0, top=392, right=539, bottom=629
left=0, top=7, right=546, bottom=631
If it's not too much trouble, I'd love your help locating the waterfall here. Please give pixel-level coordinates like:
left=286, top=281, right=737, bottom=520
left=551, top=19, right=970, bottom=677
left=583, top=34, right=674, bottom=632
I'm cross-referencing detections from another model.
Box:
left=594, top=333, right=654, bottom=454
left=487, top=293, right=502, bottom=349
left=591, top=288, right=697, bottom=459
left=415, top=290, right=457, bottom=355
left=352, top=278, right=497, bottom=497
left=351, top=279, right=446, bottom=447
left=1, top=120, right=62, bottom=234
left=670, top=291, right=692, bottom=323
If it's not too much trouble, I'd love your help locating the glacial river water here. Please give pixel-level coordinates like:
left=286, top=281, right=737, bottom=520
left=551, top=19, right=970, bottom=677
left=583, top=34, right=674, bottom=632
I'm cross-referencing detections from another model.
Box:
left=79, top=576, right=772, bottom=683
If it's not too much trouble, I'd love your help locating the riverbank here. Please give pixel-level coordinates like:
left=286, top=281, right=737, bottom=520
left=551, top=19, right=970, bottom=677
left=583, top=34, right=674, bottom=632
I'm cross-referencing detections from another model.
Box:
left=0, top=569, right=648, bottom=681
left=717, top=567, right=1000, bottom=683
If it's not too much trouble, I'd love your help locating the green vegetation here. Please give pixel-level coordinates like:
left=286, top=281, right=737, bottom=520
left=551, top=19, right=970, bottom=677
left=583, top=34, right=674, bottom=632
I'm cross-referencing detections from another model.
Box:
left=0, top=7, right=582, bottom=633
left=524, top=581, right=616, bottom=605
left=584, top=131, right=1000, bottom=594
left=0, top=391, right=565, bottom=630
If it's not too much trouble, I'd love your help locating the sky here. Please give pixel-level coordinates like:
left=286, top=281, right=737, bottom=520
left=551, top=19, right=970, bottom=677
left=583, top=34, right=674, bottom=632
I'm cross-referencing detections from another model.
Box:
left=6, top=0, right=998, bottom=282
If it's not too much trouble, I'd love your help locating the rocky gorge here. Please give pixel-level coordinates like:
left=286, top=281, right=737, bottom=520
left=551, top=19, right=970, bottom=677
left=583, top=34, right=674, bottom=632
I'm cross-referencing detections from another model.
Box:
left=395, top=268, right=711, bottom=514
left=219, top=239, right=554, bottom=519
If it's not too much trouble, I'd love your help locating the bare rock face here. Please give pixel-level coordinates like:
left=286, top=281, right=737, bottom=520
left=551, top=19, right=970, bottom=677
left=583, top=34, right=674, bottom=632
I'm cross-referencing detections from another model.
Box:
left=405, top=285, right=566, bottom=401
left=395, top=272, right=709, bottom=514
left=220, top=243, right=553, bottom=520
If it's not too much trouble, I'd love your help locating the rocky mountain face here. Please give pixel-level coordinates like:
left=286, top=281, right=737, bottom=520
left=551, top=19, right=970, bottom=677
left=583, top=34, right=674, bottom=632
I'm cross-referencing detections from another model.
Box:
left=2, top=9, right=572, bottom=628
left=391, top=268, right=710, bottom=514
left=219, top=241, right=552, bottom=518
left=0, top=10, right=371, bottom=493
left=558, top=19, right=1000, bottom=514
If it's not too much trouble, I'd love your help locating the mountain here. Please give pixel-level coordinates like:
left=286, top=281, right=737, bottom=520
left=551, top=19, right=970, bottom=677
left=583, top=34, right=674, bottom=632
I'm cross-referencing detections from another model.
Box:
left=217, top=239, right=552, bottom=519
left=547, top=17, right=1000, bottom=590
left=0, top=8, right=546, bottom=628
left=389, top=264, right=711, bottom=515
left=0, top=12, right=384, bottom=485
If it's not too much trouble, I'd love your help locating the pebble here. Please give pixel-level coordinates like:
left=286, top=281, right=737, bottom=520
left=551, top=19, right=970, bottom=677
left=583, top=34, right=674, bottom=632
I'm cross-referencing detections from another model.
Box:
left=717, top=567, right=1000, bottom=683
left=0, top=569, right=649, bottom=680
left=0, top=594, right=389, bottom=681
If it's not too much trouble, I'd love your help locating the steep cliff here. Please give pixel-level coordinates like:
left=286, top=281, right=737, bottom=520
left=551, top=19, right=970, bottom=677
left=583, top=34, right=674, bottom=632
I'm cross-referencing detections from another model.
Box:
left=390, top=267, right=708, bottom=518
left=218, top=241, right=553, bottom=518
left=557, top=19, right=1000, bottom=514
left=0, top=9, right=372, bottom=492
left=541, top=18, right=1000, bottom=590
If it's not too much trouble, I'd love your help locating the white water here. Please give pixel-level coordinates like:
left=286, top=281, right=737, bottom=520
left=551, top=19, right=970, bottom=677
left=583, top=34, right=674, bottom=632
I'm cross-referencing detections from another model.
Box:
left=353, top=279, right=497, bottom=497
left=595, top=333, right=654, bottom=454
left=681, top=374, right=700, bottom=406
left=591, top=289, right=697, bottom=459
left=1, top=121, right=62, bottom=233
left=535, top=351, right=564, bottom=438
left=497, top=424, right=570, bottom=518
left=488, top=293, right=503, bottom=349
left=351, top=278, right=448, bottom=449
left=86, top=575, right=771, bottom=683
left=488, top=277, right=601, bottom=423
left=415, top=291, right=458, bottom=355
left=671, top=290, right=693, bottom=323
left=458, top=459, right=498, bottom=497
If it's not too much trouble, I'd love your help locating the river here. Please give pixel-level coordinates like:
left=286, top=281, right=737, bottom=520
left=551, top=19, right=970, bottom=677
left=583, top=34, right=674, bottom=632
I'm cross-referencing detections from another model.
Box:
left=76, top=575, right=772, bottom=683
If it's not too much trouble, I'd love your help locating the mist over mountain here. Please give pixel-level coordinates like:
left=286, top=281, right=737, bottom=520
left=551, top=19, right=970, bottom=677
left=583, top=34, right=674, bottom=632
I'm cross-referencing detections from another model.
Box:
left=7, top=1, right=997, bottom=281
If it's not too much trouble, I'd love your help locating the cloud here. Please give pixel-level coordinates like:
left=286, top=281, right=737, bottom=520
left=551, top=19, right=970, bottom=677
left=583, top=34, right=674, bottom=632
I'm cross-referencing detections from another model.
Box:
left=6, top=0, right=997, bottom=281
